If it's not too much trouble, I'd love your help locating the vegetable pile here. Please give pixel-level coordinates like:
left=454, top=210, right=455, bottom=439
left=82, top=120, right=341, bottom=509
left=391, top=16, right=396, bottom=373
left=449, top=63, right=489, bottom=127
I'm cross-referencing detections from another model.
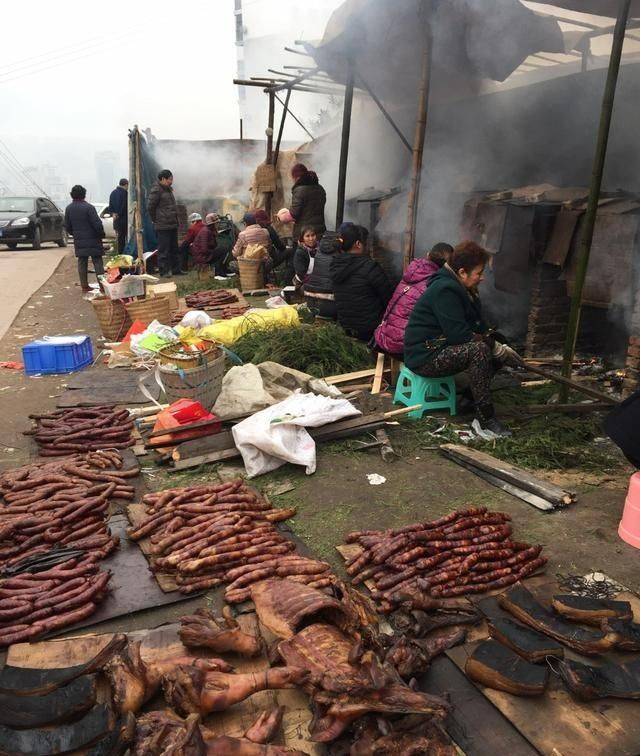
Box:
left=231, top=323, right=374, bottom=377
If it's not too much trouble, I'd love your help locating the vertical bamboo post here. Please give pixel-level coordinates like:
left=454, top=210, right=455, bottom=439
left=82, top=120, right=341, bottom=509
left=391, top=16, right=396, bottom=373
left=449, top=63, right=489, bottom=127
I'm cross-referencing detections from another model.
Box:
left=274, top=87, right=292, bottom=167
left=265, top=91, right=275, bottom=217
left=560, top=0, right=630, bottom=399
left=127, top=130, right=134, bottom=249
left=403, top=1, right=432, bottom=271
left=335, top=58, right=355, bottom=228
left=134, top=129, right=145, bottom=271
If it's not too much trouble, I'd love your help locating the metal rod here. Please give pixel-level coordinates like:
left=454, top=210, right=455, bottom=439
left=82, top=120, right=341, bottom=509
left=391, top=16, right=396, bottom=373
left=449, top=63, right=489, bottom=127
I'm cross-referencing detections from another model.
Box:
left=265, top=91, right=275, bottom=216
left=521, top=362, right=618, bottom=405
left=273, top=93, right=315, bottom=140
left=284, top=46, right=313, bottom=56
left=274, top=87, right=291, bottom=167
left=357, top=71, right=412, bottom=154
left=560, top=0, right=631, bottom=399
left=335, top=58, right=355, bottom=228
left=403, top=0, right=432, bottom=270
left=270, top=67, right=320, bottom=92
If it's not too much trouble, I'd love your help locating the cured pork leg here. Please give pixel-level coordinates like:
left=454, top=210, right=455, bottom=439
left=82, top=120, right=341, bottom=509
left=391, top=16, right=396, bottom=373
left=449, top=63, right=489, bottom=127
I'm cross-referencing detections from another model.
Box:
left=133, top=711, right=205, bottom=756
left=202, top=735, right=308, bottom=755
left=162, top=665, right=309, bottom=715
left=244, top=706, right=285, bottom=744
left=179, top=606, right=262, bottom=656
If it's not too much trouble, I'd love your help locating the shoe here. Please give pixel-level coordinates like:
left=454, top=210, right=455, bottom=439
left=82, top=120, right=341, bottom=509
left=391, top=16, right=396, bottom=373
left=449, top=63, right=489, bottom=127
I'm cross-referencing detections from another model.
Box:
left=172, top=271, right=186, bottom=276
left=479, top=416, right=512, bottom=438
left=160, top=272, right=171, bottom=279
left=456, top=396, right=475, bottom=415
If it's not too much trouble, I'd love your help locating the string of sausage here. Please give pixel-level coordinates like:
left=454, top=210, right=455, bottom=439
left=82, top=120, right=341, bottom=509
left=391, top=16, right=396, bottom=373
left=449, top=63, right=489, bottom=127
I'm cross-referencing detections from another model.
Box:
left=344, top=508, right=546, bottom=611
left=128, top=480, right=332, bottom=598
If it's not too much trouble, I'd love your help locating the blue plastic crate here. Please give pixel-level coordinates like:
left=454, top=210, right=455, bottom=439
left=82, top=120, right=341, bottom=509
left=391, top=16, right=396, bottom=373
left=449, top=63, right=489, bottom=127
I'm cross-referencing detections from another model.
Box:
left=22, top=336, right=93, bottom=376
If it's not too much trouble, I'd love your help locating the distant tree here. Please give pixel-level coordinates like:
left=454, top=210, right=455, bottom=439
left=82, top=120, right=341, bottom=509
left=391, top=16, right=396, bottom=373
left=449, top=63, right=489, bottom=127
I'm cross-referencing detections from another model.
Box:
left=310, top=96, right=342, bottom=136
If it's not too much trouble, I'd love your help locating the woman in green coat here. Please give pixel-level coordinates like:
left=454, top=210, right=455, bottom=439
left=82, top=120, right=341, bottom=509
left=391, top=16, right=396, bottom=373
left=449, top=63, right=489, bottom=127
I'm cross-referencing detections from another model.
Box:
left=404, top=241, right=511, bottom=437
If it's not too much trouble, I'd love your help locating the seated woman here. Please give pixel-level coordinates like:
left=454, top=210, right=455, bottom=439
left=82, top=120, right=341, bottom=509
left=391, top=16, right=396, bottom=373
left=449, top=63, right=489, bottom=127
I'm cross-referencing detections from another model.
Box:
left=292, top=227, right=319, bottom=287
left=330, top=225, right=394, bottom=342
left=303, top=231, right=341, bottom=320
left=404, top=240, right=511, bottom=437
left=374, top=242, right=452, bottom=357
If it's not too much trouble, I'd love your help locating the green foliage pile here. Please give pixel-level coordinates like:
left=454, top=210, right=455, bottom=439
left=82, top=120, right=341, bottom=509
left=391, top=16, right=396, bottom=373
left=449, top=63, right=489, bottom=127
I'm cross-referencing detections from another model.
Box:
left=230, top=323, right=374, bottom=378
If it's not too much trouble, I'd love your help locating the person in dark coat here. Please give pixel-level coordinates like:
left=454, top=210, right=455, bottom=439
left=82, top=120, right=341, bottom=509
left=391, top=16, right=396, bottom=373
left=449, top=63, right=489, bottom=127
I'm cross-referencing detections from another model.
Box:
left=108, top=178, right=128, bottom=254
left=293, top=227, right=319, bottom=287
left=304, top=231, right=341, bottom=320
left=64, top=185, right=105, bottom=292
left=147, top=169, right=183, bottom=277
left=404, top=240, right=511, bottom=437
left=254, top=209, right=291, bottom=272
left=290, top=163, right=326, bottom=239
left=191, top=213, right=229, bottom=277
left=179, top=213, right=205, bottom=270
left=330, top=225, right=393, bottom=342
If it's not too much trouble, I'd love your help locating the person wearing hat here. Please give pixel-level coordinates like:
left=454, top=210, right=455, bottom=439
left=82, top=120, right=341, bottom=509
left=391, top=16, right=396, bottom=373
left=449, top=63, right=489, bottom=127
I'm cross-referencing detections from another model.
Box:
left=178, top=212, right=205, bottom=271
left=191, top=213, right=229, bottom=277
left=232, top=211, right=271, bottom=260
left=290, top=163, right=326, bottom=240
left=254, top=208, right=293, bottom=274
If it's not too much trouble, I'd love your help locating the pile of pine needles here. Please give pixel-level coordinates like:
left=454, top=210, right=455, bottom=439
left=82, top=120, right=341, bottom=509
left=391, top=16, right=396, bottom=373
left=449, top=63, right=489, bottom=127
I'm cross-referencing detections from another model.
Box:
left=230, top=323, right=374, bottom=377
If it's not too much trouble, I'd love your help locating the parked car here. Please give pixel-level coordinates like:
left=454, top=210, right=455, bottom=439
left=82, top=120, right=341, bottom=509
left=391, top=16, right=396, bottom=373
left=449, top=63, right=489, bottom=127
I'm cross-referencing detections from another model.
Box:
left=92, top=203, right=116, bottom=239
left=0, top=196, right=66, bottom=249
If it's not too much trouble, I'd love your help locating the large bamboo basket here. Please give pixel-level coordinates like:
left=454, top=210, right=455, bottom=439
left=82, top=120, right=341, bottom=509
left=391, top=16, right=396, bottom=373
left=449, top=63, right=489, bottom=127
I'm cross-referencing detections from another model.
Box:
left=238, top=258, right=265, bottom=291
left=91, top=297, right=132, bottom=341
left=158, top=350, right=225, bottom=409
left=124, top=296, right=171, bottom=327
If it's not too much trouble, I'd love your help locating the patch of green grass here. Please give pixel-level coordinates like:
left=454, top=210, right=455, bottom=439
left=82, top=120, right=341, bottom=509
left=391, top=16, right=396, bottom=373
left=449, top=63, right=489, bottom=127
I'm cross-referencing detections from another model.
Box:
left=174, top=271, right=240, bottom=298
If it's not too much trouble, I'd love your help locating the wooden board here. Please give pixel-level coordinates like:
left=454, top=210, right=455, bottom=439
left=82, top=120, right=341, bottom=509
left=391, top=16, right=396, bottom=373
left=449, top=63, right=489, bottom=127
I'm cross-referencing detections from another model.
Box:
left=447, top=577, right=640, bottom=756
left=126, top=503, right=180, bottom=592
left=7, top=620, right=320, bottom=754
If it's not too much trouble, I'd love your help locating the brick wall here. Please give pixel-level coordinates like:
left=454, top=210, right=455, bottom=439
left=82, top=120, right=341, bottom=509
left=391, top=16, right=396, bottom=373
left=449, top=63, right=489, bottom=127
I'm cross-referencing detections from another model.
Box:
left=525, top=264, right=570, bottom=357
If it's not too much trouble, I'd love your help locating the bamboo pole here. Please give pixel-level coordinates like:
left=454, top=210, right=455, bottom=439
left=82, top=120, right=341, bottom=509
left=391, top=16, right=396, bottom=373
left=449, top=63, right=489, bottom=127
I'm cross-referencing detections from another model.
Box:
left=273, top=93, right=315, bottom=141
left=357, top=71, right=412, bottom=154
left=402, top=1, right=432, bottom=270
left=134, top=129, right=145, bottom=271
left=265, top=91, right=275, bottom=217
left=560, top=0, right=630, bottom=400
left=335, top=58, right=355, bottom=228
left=273, top=87, right=291, bottom=168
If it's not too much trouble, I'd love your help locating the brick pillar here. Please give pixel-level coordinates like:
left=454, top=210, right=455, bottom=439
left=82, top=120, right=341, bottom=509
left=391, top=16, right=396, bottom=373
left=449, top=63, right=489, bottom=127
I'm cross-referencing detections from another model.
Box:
left=525, top=264, right=571, bottom=357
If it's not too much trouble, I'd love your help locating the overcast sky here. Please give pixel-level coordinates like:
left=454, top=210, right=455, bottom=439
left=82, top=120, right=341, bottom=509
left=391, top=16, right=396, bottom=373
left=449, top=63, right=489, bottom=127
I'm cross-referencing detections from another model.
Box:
left=0, top=0, right=241, bottom=197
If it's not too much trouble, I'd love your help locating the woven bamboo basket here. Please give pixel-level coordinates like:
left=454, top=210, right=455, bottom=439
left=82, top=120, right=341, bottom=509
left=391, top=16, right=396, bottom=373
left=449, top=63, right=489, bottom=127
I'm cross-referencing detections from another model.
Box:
left=91, top=297, right=132, bottom=341
left=238, top=258, right=265, bottom=291
left=124, top=296, right=171, bottom=327
left=158, top=343, right=220, bottom=371
left=158, top=350, right=225, bottom=409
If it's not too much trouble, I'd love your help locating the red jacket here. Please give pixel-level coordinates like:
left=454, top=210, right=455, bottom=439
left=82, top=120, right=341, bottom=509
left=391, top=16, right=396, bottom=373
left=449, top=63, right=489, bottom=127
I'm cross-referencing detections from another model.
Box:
left=191, top=225, right=217, bottom=265
left=183, top=220, right=204, bottom=245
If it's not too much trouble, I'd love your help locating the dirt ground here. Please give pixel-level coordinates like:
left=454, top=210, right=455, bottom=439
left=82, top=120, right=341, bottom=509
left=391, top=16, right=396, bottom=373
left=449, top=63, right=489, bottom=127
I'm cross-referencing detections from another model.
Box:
left=0, top=250, right=638, bottom=644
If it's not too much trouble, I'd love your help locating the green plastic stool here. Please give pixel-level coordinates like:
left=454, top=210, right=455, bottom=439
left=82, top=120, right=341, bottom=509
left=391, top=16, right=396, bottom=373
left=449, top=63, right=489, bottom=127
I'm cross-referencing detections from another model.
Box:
left=393, top=366, right=457, bottom=418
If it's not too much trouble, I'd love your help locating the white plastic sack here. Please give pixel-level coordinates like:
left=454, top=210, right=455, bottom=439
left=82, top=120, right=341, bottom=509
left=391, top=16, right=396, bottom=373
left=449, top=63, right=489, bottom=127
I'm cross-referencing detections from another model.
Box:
left=180, top=310, right=213, bottom=329
left=232, top=391, right=361, bottom=477
left=264, top=296, right=288, bottom=309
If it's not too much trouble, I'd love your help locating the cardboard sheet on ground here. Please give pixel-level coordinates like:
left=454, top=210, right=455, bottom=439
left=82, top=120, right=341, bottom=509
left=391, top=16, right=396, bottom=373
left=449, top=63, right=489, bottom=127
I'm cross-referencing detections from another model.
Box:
left=6, top=621, right=320, bottom=754
left=213, top=361, right=341, bottom=420
left=43, top=514, right=200, bottom=639
left=446, top=574, right=640, bottom=756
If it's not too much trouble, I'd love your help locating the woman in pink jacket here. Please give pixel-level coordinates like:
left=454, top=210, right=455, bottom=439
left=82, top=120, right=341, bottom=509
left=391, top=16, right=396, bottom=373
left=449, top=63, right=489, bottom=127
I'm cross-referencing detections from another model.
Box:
left=374, top=242, right=452, bottom=356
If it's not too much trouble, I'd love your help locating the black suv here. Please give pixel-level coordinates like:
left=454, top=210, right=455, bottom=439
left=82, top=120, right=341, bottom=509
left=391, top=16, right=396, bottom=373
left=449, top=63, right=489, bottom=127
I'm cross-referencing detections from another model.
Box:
left=0, top=196, right=66, bottom=250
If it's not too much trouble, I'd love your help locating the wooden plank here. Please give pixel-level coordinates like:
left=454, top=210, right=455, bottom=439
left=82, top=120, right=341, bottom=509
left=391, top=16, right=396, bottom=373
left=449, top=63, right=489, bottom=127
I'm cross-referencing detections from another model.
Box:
left=443, top=455, right=555, bottom=512
left=172, top=447, right=241, bottom=470
left=384, top=404, right=423, bottom=418
left=371, top=352, right=385, bottom=394
left=440, top=444, right=575, bottom=506
left=325, top=368, right=377, bottom=385
left=420, top=656, right=539, bottom=756
left=523, top=402, right=612, bottom=414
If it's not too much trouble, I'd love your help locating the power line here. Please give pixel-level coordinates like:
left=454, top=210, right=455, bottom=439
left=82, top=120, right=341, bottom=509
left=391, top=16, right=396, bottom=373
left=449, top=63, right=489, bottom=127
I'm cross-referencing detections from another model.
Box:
left=0, top=141, right=47, bottom=196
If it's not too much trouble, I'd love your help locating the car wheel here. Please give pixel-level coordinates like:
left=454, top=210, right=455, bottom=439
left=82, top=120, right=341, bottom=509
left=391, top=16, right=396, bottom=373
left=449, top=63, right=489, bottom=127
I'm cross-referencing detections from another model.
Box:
left=32, top=227, right=41, bottom=250
left=57, top=230, right=67, bottom=247
left=6, top=242, right=17, bottom=250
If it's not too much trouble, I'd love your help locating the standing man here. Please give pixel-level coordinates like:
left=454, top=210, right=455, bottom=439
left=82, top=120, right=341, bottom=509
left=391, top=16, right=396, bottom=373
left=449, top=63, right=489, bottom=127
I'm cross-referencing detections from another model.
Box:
left=148, top=169, right=183, bottom=277
left=108, top=178, right=128, bottom=254
left=64, top=185, right=105, bottom=292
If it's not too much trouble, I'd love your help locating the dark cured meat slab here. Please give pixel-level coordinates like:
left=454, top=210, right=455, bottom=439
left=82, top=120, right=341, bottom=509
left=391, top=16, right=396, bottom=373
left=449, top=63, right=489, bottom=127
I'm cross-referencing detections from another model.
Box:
left=499, top=584, right=618, bottom=656
left=488, top=618, right=564, bottom=663
left=0, top=703, right=111, bottom=755
left=551, top=594, right=633, bottom=626
left=0, top=674, right=96, bottom=729
left=558, top=657, right=640, bottom=701
left=87, top=712, right=136, bottom=756
left=602, top=618, right=640, bottom=652
left=465, top=639, right=548, bottom=696
left=0, top=634, right=126, bottom=695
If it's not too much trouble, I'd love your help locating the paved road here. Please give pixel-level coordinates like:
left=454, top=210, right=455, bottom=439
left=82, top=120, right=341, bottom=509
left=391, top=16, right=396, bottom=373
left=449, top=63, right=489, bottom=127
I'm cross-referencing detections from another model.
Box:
left=0, top=245, right=70, bottom=340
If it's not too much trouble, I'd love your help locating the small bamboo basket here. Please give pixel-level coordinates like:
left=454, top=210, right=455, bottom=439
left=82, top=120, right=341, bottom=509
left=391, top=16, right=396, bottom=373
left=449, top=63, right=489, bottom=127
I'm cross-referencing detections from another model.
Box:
left=91, top=297, right=132, bottom=341
left=124, top=296, right=171, bottom=326
left=238, top=258, right=265, bottom=291
left=158, top=343, right=219, bottom=371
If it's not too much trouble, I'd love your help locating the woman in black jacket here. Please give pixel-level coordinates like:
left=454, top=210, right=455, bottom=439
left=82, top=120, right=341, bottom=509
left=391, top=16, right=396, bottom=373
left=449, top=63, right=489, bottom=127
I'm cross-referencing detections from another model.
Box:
left=290, top=164, right=326, bottom=239
left=64, top=185, right=105, bottom=292
left=330, top=225, right=394, bottom=342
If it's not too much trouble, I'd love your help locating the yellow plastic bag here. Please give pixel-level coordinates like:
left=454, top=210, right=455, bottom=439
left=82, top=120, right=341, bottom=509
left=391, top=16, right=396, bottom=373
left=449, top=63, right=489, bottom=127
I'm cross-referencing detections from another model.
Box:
left=199, top=306, right=300, bottom=346
left=174, top=326, right=202, bottom=346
